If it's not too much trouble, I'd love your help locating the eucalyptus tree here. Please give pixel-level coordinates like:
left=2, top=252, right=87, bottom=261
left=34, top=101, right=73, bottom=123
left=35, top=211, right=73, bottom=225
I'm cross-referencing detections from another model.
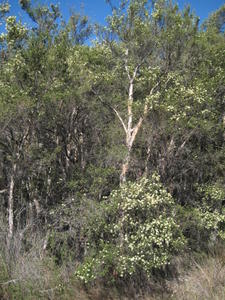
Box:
left=84, top=0, right=202, bottom=184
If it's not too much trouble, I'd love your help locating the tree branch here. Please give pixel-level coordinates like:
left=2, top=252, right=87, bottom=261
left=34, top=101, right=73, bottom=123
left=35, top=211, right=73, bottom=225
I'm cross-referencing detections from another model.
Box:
left=112, top=107, right=127, bottom=134
left=124, top=48, right=131, bottom=81
left=176, top=128, right=197, bottom=156
left=92, top=89, right=127, bottom=134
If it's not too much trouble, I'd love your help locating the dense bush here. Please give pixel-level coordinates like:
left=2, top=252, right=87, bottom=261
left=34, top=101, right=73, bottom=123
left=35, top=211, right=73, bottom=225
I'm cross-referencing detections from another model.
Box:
left=0, top=0, right=224, bottom=298
left=177, top=182, right=225, bottom=252
left=195, top=183, right=225, bottom=241
left=76, top=174, right=185, bottom=283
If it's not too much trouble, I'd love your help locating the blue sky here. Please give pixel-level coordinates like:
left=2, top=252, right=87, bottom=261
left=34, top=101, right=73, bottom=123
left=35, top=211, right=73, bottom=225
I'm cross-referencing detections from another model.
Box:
left=4, top=0, right=225, bottom=28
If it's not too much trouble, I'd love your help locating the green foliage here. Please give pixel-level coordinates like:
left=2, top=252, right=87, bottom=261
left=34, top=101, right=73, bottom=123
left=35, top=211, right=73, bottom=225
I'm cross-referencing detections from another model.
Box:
left=76, top=174, right=185, bottom=283
left=0, top=0, right=225, bottom=297
left=65, top=164, right=119, bottom=202
left=202, top=4, right=225, bottom=33
left=177, top=183, right=225, bottom=252
left=0, top=1, right=10, bottom=24
left=196, top=183, right=225, bottom=241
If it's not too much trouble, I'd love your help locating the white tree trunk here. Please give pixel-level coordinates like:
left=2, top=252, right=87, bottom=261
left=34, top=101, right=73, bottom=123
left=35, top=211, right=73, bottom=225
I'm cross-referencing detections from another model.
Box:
left=7, top=163, right=16, bottom=246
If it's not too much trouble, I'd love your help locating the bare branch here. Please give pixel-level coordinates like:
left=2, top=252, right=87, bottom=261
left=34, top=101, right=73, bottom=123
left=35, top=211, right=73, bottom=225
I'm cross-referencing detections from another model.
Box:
left=0, top=279, right=21, bottom=285
left=132, top=65, right=139, bottom=81
left=92, top=89, right=127, bottom=134
left=129, top=80, right=161, bottom=149
left=125, top=51, right=146, bottom=82
left=124, top=48, right=131, bottom=81
left=112, top=107, right=127, bottom=134
left=176, top=128, right=197, bottom=156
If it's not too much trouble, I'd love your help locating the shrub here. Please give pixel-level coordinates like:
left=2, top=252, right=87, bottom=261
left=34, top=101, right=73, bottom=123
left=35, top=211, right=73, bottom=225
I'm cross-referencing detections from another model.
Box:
left=177, top=182, right=225, bottom=252
left=195, top=182, right=225, bottom=241
left=75, top=174, right=185, bottom=283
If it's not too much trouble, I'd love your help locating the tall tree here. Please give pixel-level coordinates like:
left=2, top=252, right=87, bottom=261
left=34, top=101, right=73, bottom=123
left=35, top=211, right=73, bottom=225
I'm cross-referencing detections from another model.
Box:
left=86, top=0, right=200, bottom=183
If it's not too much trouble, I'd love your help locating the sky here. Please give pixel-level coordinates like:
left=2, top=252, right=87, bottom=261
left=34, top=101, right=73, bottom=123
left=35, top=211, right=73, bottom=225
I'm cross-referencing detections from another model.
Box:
left=3, top=0, right=225, bottom=29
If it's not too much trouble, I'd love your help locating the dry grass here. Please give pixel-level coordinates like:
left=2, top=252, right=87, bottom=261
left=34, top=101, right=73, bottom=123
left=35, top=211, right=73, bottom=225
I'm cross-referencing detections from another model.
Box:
left=1, top=251, right=225, bottom=300
left=168, top=250, right=225, bottom=300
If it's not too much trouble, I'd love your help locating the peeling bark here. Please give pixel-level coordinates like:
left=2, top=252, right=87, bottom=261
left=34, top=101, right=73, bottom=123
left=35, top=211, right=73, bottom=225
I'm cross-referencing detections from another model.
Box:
left=120, top=151, right=131, bottom=184
left=118, top=49, right=161, bottom=184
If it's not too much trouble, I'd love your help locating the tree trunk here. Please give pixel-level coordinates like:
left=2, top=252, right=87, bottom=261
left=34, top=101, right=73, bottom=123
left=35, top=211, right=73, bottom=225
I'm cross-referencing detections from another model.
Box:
left=223, top=112, right=225, bottom=141
left=120, top=150, right=131, bottom=184
left=120, top=115, right=144, bottom=184
left=7, top=163, right=16, bottom=247
left=144, top=144, right=151, bottom=177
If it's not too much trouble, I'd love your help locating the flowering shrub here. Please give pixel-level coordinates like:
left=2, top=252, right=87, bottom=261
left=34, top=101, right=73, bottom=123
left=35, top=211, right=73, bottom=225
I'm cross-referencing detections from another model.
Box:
left=75, top=174, right=185, bottom=283
left=195, top=183, right=225, bottom=241
left=177, top=182, right=225, bottom=252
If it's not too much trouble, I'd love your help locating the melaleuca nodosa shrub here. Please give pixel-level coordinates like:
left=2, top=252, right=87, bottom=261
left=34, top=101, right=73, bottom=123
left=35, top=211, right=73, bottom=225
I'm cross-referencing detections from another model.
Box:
left=75, top=174, right=185, bottom=283
left=195, top=183, right=225, bottom=241
left=177, top=182, right=225, bottom=252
